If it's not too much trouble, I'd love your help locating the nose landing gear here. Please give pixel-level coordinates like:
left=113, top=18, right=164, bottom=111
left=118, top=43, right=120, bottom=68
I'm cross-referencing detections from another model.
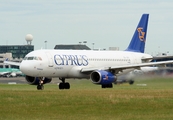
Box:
left=37, top=78, right=44, bottom=90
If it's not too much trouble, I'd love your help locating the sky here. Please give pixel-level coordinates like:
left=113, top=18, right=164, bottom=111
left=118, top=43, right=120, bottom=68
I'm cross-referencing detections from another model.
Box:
left=0, top=0, right=173, bottom=55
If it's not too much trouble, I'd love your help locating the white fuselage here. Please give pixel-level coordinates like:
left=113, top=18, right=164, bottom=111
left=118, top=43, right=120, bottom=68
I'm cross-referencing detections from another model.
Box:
left=20, top=49, right=153, bottom=78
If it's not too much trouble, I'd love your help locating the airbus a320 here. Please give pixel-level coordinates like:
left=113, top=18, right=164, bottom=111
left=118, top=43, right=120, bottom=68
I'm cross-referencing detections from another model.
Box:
left=5, top=14, right=173, bottom=90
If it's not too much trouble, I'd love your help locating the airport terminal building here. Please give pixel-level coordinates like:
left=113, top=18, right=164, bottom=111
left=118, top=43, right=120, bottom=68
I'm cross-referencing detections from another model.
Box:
left=0, top=34, right=34, bottom=68
left=0, top=45, right=34, bottom=59
left=0, top=45, right=34, bottom=68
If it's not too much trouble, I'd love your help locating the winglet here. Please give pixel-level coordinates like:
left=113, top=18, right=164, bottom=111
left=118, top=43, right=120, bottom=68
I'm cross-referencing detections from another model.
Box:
left=125, top=14, right=149, bottom=53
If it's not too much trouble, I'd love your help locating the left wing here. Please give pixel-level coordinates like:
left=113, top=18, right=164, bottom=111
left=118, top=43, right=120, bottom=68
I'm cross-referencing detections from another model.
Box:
left=81, top=60, right=173, bottom=73
left=4, top=61, right=21, bottom=66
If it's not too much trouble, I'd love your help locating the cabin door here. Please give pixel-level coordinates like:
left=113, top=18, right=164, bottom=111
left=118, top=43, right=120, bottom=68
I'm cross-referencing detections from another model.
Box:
left=45, top=52, right=54, bottom=67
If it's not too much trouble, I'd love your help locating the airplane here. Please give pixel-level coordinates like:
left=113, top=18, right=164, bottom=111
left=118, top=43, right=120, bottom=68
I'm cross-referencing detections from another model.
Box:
left=4, top=14, right=173, bottom=90
left=0, top=68, right=23, bottom=77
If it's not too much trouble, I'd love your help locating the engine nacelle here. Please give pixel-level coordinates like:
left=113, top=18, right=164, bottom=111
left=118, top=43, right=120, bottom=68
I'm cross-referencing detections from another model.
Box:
left=25, top=75, right=52, bottom=85
left=90, top=70, right=116, bottom=84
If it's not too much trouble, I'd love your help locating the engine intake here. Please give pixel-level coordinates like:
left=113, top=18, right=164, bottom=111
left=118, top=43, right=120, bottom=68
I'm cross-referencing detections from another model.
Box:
left=90, top=70, right=116, bottom=84
left=25, top=75, right=52, bottom=85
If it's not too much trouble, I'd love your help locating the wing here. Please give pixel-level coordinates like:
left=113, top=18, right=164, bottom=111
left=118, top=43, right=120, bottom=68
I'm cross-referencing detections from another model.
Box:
left=81, top=60, right=173, bottom=73
left=4, top=61, right=21, bottom=66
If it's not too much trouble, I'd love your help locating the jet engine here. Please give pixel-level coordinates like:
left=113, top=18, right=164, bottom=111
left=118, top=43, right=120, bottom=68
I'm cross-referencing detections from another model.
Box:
left=25, top=75, right=52, bottom=85
left=90, top=70, right=116, bottom=85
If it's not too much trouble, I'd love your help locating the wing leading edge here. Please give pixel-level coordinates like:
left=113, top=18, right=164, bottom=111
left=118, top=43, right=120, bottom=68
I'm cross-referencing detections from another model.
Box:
left=81, top=60, right=173, bottom=73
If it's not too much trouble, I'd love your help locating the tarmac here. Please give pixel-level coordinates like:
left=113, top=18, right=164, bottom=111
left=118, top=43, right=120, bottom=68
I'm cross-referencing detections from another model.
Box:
left=0, top=77, right=27, bottom=84
left=0, top=77, right=61, bottom=84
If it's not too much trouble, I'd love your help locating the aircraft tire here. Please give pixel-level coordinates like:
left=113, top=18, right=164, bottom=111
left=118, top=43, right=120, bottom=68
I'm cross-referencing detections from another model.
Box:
left=108, top=83, right=113, bottom=88
left=101, top=84, right=113, bottom=88
left=129, top=80, right=134, bottom=85
left=37, top=85, right=44, bottom=90
left=65, top=83, right=70, bottom=89
left=101, top=84, right=106, bottom=88
left=59, top=83, right=65, bottom=90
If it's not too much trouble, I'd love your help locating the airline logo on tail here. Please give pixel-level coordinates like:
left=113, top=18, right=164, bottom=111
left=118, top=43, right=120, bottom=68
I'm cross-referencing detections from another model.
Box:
left=125, top=14, right=149, bottom=53
left=137, top=27, right=145, bottom=42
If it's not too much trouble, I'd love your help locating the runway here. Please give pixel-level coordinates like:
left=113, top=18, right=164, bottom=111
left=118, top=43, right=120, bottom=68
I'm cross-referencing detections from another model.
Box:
left=0, top=77, right=60, bottom=84
left=0, top=77, right=27, bottom=84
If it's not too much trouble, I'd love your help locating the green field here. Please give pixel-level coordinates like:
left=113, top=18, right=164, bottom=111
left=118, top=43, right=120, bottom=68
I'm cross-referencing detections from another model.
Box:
left=0, top=77, right=173, bottom=120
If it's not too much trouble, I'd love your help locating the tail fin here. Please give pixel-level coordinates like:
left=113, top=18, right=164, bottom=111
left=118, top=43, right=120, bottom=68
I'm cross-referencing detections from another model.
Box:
left=125, top=14, right=149, bottom=53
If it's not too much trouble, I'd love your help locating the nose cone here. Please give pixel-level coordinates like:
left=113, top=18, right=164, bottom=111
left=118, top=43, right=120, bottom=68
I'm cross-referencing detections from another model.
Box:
left=20, top=61, right=28, bottom=75
left=20, top=61, right=37, bottom=76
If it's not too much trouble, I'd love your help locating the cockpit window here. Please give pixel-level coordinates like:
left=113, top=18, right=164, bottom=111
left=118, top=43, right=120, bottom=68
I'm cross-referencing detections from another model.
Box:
left=34, top=57, right=38, bottom=60
left=23, top=56, right=42, bottom=61
left=23, top=57, right=27, bottom=60
left=27, top=57, right=34, bottom=60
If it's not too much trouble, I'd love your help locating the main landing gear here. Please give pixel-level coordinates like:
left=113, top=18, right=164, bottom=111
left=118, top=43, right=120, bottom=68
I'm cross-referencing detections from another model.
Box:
left=59, top=78, right=70, bottom=89
left=101, top=83, right=113, bottom=88
left=37, top=77, right=44, bottom=90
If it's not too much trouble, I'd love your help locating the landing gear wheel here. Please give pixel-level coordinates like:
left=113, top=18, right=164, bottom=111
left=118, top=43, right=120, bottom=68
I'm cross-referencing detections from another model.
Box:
left=102, top=84, right=106, bottom=88
left=37, top=85, right=44, bottom=90
left=58, top=78, right=70, bottom=90
left=65, top=82, right=70, bottom=89
left=59, top=82, right=70, bottom=89
left=59, top=83, right=64, bottom=90
left=101, top=83, right=113, bottom=88
left=108, top=83, right=113, bottom=88
left=129, top=80, right=134, bottom=85
left=37, top=78, right=44, bottom=90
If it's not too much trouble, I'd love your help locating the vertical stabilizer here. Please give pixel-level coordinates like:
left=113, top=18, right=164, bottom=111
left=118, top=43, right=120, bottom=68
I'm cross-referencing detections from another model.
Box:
left=125, top=14, right=149, bottom=53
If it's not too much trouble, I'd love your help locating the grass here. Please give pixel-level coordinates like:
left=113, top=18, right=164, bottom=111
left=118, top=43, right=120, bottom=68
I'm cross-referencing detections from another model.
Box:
left=0, top=77, right=173, bottom=120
